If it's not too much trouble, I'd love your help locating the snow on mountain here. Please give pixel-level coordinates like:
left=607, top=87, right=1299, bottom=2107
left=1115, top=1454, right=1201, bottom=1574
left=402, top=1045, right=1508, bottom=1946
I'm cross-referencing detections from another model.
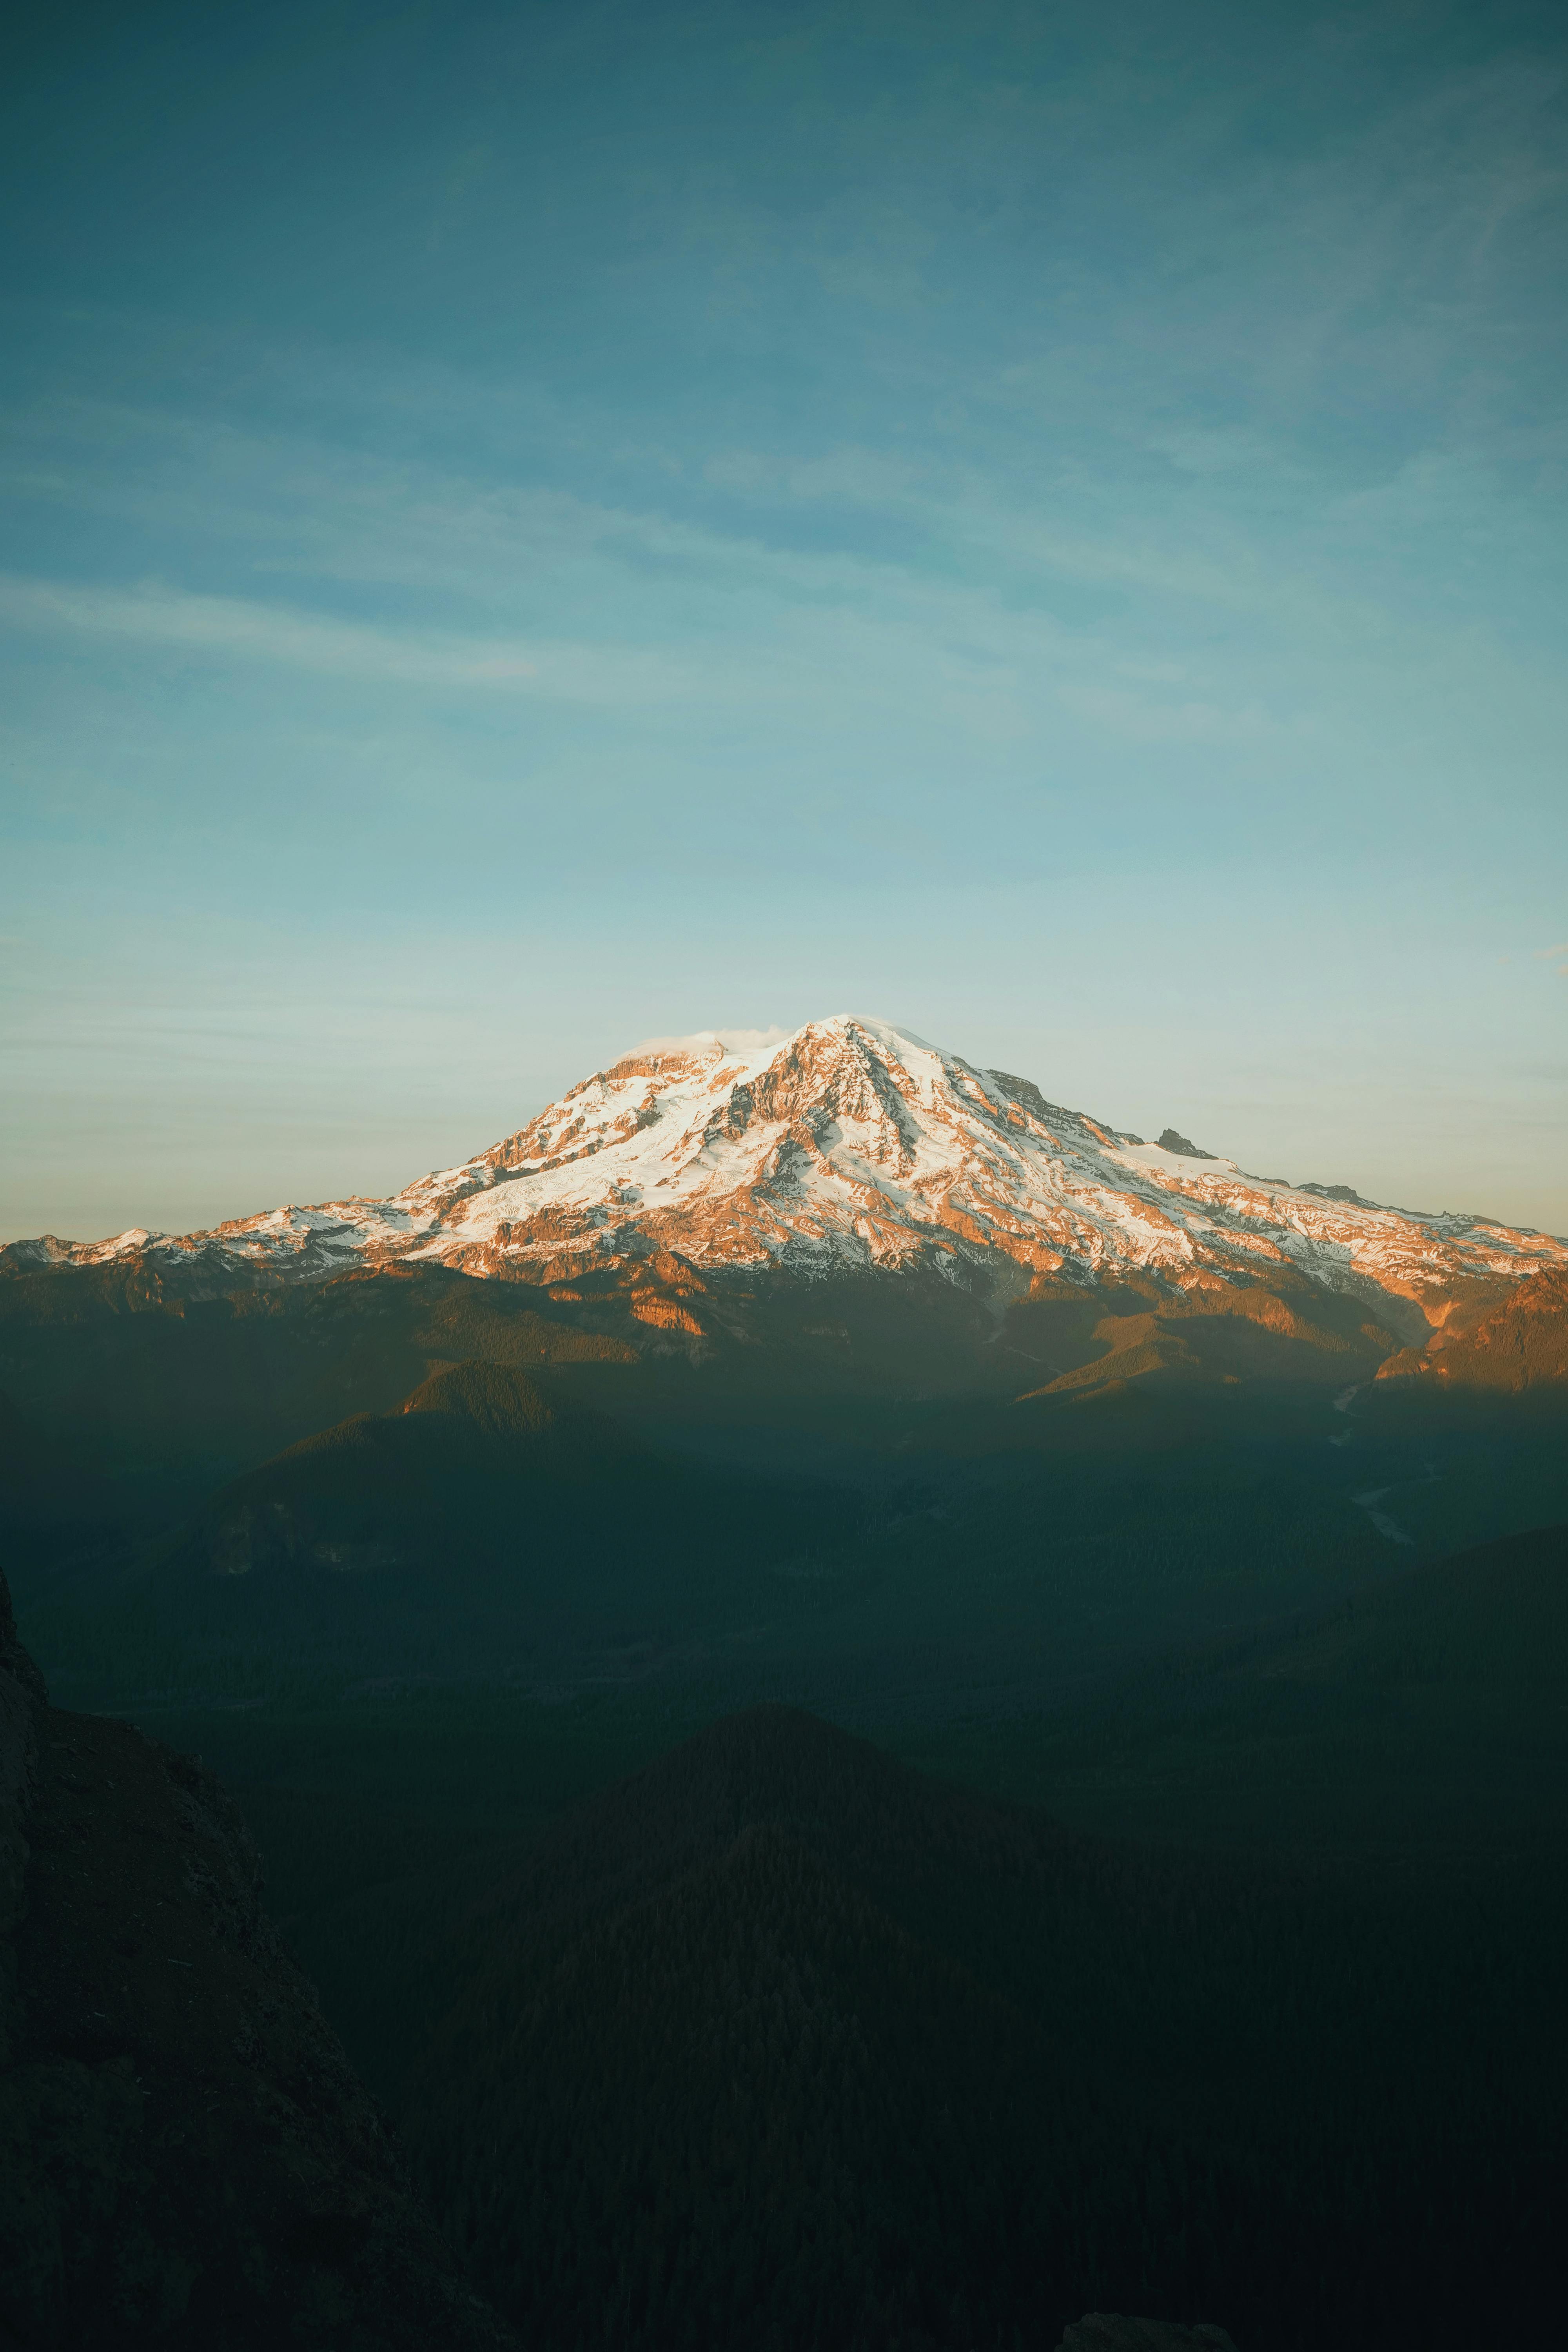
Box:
left=9, top=1015, right=1564, bottom=1313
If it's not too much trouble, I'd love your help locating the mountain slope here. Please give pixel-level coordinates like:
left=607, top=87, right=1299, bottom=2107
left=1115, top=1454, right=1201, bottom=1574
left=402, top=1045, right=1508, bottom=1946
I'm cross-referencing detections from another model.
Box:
left=1374, top=1264, right=1568, bottom=1392
left=187, top=1361, right=649, bottom=1577
left=390, top=1703, right=1561, bottom=2352
left=81, top=1358, right=879, bottom=1702
left=0, top=1569, right=514, bottom=2351
left=9, top=1020, right=1562, bottom=1335
left=995, top=1523, right=1568, bottom=1866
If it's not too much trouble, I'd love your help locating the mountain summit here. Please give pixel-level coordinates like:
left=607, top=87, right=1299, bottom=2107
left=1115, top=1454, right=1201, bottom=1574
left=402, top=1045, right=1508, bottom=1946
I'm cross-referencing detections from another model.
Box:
left=7, top=1016, right=1563, bottom=1318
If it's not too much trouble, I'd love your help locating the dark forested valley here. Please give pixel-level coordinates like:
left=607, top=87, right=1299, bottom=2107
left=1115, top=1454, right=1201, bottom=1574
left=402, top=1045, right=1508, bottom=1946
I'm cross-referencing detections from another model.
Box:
left=2, top=1254, right=1565, bottom=2349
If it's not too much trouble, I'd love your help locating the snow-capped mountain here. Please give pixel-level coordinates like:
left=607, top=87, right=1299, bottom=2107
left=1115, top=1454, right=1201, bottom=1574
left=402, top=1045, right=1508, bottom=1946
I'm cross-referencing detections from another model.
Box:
left=8, top=1018, right=1563, bottom=1324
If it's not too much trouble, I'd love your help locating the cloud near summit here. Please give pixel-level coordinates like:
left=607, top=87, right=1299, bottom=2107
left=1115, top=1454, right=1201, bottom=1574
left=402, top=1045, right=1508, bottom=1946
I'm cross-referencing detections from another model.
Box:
left=630, top=1027, right=789, bottom=1056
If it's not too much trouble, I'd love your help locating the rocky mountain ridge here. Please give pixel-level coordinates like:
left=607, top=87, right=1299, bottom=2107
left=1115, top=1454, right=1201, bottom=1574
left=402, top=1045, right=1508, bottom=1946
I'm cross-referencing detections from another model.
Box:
left=6, top=1019, right=1563, bottom=1337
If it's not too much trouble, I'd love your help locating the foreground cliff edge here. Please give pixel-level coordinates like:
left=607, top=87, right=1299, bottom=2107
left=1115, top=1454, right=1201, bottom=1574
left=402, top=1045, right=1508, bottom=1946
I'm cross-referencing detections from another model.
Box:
left=0, top=1570, right=515, bottom=2352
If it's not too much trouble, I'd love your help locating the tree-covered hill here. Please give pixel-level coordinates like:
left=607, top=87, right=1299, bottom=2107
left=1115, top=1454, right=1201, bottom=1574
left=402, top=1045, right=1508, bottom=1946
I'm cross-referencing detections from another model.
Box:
left=392, top=1691, right=1563, bottom=2352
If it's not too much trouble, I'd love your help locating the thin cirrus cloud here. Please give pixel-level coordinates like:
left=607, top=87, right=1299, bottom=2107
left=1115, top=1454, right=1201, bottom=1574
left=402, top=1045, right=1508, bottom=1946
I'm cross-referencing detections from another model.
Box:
left=0, top=540, right=1082, bottom=748
left=4, top=387, right=1560, bottom=779
left=0, top=387, right=1484, bottom=655
left=0, top=571, right=753, bottom=706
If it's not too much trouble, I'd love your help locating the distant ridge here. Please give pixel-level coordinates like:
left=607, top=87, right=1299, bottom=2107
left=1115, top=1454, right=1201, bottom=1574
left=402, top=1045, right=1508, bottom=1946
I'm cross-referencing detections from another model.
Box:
left=177, top=1359, right=647, bottom=1578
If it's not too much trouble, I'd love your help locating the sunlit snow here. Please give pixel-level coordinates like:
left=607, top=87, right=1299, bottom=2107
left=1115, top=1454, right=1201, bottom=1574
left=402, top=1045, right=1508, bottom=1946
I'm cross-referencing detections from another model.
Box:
left=25, top=1014, right=1568, bottom=1306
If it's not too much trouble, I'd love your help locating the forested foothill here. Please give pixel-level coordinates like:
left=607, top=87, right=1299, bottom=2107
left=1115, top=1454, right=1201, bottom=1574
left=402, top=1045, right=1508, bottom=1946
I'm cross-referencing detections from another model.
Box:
left=2, top=1247, right=1565, bottom=2349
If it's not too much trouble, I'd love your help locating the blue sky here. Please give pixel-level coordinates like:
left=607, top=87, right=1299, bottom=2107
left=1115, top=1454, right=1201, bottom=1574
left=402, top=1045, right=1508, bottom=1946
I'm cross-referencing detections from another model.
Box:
left=3, top=0, right=1566, bottom=1241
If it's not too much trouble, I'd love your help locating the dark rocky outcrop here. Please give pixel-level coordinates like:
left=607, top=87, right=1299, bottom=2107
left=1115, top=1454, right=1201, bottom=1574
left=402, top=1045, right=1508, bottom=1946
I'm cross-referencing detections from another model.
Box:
left=1055, top=2319, right=1238, bottom=2352
left=1154, top=1129, right=1217, bottom=1160
left=0, top=1571, right=514, bottom=2351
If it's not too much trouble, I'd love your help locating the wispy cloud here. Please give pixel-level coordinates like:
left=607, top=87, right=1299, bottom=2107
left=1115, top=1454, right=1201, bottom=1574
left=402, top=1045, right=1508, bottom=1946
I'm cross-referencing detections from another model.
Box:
left=629, top=1025, right=789, bottom=1056
left=0, top=571, right=529, bottom=683
left=5, top=383, right=1564, bottom=781
left=0, top=572, right=740, bottom=706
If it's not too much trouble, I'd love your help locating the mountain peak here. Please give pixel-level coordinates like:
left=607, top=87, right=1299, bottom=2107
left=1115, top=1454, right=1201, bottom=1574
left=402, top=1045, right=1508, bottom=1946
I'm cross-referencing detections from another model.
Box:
left=5, top=1015, right=1565, bottom=1318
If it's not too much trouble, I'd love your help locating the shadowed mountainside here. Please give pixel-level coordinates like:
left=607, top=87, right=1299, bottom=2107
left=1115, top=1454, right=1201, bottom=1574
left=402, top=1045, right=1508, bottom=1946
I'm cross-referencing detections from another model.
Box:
left=382, top=1679, right=1562, bottom=2352
left=0, top=1570, right=514, bottom=2352
left=1056, top=2325, right=1237, bottom=2352
left=182, top=1360, right=651, bottom=1577
left=920, top=1523, right=1568, bottom=1869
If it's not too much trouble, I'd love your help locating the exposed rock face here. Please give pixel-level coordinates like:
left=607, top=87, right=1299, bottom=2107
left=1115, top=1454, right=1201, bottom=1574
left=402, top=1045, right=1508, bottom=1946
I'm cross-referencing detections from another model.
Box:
left=0, top=1573, right=513, bottom=2351
left=1376, top=1264, right=1568, bottom=1391
left=1154, top=1129, right=1215, bottom=1161
left=1054, top=2319, right=1239, bottom=2352
left=5, top=1018, right=1561, bottom=1328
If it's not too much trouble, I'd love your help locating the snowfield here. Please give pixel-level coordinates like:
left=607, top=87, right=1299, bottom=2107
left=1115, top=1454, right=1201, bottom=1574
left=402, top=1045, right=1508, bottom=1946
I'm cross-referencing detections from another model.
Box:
left=11, top=1015, right=1564, bottom=1310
